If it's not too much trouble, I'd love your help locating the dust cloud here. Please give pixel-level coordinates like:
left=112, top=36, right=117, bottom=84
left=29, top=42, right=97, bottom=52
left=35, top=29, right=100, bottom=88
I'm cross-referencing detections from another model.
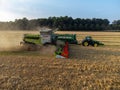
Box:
left=0, top=31, right=38, bottom=51
left=0, top=31, right=24, bottom=51
left=39, top=45, right=56, bottom=56
left=0, top=31, right=56, bottom=54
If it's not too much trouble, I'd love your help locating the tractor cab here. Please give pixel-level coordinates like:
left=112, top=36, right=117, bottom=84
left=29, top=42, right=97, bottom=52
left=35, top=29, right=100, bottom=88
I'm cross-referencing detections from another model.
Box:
left=85, top=36, right=92, bottom=40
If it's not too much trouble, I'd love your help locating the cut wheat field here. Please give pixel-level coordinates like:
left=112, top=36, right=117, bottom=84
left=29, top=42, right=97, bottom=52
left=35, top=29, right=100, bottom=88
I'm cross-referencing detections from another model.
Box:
left=0, top=30, right=120, bottom=89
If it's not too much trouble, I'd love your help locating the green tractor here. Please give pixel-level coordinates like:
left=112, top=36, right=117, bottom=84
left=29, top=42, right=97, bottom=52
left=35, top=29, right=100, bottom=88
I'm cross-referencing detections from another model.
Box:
left=82, top=36, right=104, bottom=47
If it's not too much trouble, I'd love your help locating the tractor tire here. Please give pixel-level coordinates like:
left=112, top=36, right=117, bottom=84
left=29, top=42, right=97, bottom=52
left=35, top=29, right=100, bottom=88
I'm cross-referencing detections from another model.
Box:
left=93, top=43, right=98, bottom=47
left=83, top=41, right=89, bottom=46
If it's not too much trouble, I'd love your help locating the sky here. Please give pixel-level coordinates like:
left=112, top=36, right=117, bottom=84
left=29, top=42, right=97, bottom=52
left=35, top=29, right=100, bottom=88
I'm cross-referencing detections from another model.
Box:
left=0, top=0, right=120, bottom=22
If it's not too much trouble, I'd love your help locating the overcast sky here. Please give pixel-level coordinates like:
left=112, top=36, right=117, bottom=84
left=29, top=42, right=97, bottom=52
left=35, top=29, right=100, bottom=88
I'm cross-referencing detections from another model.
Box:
left=0, top=0, right=120, bottom=22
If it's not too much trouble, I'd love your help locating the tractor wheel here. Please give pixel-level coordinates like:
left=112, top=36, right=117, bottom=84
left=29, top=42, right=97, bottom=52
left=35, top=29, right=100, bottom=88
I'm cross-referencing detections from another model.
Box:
left=83, top=42, right=89, bottom=46
left=93, top=43, right=98, bottom=47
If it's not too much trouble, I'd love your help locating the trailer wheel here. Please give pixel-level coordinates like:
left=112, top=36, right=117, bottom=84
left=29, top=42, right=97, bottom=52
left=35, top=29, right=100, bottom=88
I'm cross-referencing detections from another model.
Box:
left=93, top=43, right=98, bottom=47
left=83, top=42, right=89, bottom=46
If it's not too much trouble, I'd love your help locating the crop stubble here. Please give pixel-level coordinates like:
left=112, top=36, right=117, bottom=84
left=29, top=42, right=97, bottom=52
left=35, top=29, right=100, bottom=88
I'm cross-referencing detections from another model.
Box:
left=0, top=30, right=120, bottom=89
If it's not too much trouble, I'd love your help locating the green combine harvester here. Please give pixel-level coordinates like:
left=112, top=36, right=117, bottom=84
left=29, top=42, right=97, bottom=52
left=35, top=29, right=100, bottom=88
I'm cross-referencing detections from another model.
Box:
left=20, top=29, right=78, bottom=58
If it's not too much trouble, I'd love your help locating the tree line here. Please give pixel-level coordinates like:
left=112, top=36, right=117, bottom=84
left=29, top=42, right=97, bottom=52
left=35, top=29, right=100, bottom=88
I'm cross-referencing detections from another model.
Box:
left=0, top=16, right=120, bottom=31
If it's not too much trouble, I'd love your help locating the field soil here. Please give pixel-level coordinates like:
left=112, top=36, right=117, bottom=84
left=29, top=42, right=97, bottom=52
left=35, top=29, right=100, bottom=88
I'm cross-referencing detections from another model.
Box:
left=0, top=31, right=120, bottom=89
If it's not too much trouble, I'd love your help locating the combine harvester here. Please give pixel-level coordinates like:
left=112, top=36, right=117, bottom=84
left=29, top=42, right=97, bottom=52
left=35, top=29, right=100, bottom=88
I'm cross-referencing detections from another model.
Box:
left=20, top=29, right=104, bottom=58
left=20, top=29, right=77, bottom=58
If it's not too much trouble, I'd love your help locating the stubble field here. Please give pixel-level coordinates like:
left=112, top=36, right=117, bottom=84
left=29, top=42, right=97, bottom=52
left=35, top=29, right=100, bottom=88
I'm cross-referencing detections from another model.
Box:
left=0, top=30, right=120, bottom=89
